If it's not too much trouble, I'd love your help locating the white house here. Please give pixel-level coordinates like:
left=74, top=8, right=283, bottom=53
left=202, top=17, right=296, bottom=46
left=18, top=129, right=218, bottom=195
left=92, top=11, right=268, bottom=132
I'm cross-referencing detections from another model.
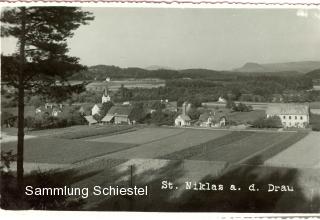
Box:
left=217, top=97, right=227, bottom=103
left=91, top=104, right=102, bottom=115
left=198, top=111, right=227, bottom=127
left=175, top=114, right=191, bottom=126
left=266, top=104, right=309, bottom=128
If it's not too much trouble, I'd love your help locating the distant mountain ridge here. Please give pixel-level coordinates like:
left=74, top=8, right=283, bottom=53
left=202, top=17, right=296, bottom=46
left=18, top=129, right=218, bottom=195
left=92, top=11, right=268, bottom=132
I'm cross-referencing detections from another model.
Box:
left=70, top=62, right=320, bottom=81
left=145, top=65, right=174, bottom=71
left=234, top=61, right=320, bottom=74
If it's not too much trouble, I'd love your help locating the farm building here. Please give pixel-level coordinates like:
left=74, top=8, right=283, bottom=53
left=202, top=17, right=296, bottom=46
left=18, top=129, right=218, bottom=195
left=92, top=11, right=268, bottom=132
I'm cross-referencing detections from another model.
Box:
left=84, top=115, right=98, bottom=126
left=266, top=104, right=310, bottom=128
left=102, top=105, right=134, bottom=124
left=175, top=102, right=191, bottom=127
left=198, top=111, right=227, bottom=127
left=77, top=103, right=94, bottom=116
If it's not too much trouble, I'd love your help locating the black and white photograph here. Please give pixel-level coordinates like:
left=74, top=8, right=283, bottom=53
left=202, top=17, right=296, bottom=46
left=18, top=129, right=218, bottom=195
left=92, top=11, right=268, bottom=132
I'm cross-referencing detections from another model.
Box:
left=1, top=3, right=320, bottom=214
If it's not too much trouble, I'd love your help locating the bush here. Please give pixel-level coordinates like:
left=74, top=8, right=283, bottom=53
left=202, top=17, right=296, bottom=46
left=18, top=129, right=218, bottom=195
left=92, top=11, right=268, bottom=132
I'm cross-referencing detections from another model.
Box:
left=1, top=111, right=16, bottom=127
left=252, top=116, right=282, bottom=128
left=23, top=111, right=86, bottom=130
left=312, top=123, right=320, bottom=131
left=146, top=110, right=177, bottom=126
left=232, top=103, right=253, bottom=112
left=310, top=113, right=320, bottom=131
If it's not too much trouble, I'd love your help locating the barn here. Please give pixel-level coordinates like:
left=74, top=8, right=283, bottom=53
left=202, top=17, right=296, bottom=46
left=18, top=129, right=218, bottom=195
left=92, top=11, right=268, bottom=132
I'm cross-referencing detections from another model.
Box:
left=102, top=105, right=134, bottom=124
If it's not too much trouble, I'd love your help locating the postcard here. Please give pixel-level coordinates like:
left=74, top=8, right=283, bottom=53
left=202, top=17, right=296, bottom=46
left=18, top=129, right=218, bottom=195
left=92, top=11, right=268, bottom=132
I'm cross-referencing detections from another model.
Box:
left=1, top=1, right=320, bottom=215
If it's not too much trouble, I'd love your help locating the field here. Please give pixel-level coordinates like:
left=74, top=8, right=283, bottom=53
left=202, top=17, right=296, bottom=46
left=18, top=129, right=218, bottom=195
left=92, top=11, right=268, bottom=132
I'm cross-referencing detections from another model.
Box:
left=95, top=129, right=231, bottom=159
left=2, top=124, right=136, bottom=139
left=1, top=137, right=135, bottom=164
left=2, top=126, right=314, bottom=166
left=2, top=125, right=320, bottom=212
left=89, top=127, right=185, bottom=144
left=160, top=131, right=307, bottom=164
left=265, top=132, right=320, bottom=168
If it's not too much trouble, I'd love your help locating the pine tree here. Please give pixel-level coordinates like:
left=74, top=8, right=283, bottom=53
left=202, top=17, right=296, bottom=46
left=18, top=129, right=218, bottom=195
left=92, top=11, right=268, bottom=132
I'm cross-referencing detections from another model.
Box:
left=1, top=7, right=94, bottom=193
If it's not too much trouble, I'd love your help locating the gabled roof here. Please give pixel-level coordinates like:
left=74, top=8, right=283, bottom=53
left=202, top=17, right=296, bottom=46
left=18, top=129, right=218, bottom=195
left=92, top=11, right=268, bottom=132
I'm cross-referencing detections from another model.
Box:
left=107, top=105, right=133, bottom=116
left=177, top=114, right=191, bottom=121
left=84, top=115, right=98, bottom=124
left=199, top=111, right=227, bottom=123
left=199, top=112, right=212, bottom=122
left=101, top=115, right=114, bottom=122
left=166, top=101, right=177, bottom=108
left=92, top=103, right=103, bottom=109
left=266, top=104, right=309, bottom=115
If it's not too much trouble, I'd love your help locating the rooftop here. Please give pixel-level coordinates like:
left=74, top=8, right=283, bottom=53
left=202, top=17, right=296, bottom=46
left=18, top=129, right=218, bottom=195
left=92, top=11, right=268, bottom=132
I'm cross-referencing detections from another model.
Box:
left=266, top=103, right=309, bottom=115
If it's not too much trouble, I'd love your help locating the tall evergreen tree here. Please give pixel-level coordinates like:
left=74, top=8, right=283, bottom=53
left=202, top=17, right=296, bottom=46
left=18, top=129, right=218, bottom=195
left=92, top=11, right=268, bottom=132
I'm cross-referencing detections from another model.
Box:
left=1, top=7, right=94, bottom=192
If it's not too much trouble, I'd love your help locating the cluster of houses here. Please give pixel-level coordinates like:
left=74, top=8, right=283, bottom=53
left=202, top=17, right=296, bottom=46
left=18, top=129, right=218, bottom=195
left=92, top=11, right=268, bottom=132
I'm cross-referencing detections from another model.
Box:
left=82, top=87, right=179, bottom=126
left=32, top=83, right=313, bottom=129
left=174, top=101, right=227, bottom=128
left=175, top=98, right=311, bottom=129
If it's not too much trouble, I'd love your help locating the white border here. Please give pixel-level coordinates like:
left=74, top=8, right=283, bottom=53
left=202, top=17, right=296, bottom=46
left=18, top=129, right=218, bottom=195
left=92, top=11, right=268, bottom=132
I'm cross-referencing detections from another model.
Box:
left=1, top=0, right=320, bottom=219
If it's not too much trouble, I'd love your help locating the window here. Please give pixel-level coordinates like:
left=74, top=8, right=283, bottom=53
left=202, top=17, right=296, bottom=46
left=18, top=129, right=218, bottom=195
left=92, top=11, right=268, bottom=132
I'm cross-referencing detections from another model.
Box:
left=283, top=116, right=286, bottom=119
left=295, top=116, right=297, bottom=120
left=300, top=116, right=303, bottom=120
left=289, top=116, right=291, bottom=120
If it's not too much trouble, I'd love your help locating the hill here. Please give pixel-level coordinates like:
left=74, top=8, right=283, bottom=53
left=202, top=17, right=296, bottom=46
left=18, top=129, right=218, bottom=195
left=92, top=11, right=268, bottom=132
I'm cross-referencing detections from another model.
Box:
left=305, top=68, right=320, bottom=79
left=70, top=65, right=236, bottom=81
left=70, top=63, right=318, bottom=81
left=234, top=61, right=320, bottom=74
left=145, top=65, right=174, bottom=71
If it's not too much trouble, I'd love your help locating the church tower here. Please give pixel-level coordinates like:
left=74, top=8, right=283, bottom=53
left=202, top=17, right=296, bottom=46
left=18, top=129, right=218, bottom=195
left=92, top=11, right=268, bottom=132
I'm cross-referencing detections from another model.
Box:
left=102, top=86, right=111, bottom=103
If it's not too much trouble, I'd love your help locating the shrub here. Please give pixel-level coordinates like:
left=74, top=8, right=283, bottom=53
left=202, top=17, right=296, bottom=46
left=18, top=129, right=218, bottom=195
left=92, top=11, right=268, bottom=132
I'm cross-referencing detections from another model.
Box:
left=232, top=103, right=253, bottom=112
left=312, top=123, right=320, bottom=131
left=252, top=116, right=282, bottom=128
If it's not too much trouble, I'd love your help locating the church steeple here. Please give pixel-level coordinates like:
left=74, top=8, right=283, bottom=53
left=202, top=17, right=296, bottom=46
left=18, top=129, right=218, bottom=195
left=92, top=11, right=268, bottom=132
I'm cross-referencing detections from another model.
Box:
left=102, top=86, right=111, bottom=103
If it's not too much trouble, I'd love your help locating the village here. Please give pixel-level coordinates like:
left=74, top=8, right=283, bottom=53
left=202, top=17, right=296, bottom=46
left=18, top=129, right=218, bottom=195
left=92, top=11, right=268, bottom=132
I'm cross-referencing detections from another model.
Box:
left=7, top=75, right=317, bottom=131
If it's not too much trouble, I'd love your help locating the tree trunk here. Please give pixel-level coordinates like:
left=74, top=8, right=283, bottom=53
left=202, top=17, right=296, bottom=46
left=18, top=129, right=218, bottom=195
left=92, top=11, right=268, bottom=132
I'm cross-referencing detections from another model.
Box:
left=17, top=7, right=26, bottom=193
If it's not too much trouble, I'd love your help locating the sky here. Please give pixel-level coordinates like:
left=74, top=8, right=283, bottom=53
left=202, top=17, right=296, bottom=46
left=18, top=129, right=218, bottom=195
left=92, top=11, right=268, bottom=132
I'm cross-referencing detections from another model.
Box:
left=1, top=7, right=320, bottom=70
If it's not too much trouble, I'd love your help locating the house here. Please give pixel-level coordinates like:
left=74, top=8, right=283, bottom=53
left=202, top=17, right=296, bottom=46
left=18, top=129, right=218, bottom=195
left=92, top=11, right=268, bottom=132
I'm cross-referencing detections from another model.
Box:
left=45, top=103, right=63, bottom=109
left=266, top=103, right=310, bottom=128
left=175, top=102, right=191, bottom=127
left=198, top=111, right=227, bottom=127
left=102, top=105, right=133, bottom=124
left=77, top=103, right=93, bottom=116
left=217, top=97, right=227, bottom=103
left=51, top=107, right=62, bottom=117
left=35, top=105, right=62, bottom=117
left=91, top=104, right=102, bottom=116
left=84, top=115, right=98, bottom=126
